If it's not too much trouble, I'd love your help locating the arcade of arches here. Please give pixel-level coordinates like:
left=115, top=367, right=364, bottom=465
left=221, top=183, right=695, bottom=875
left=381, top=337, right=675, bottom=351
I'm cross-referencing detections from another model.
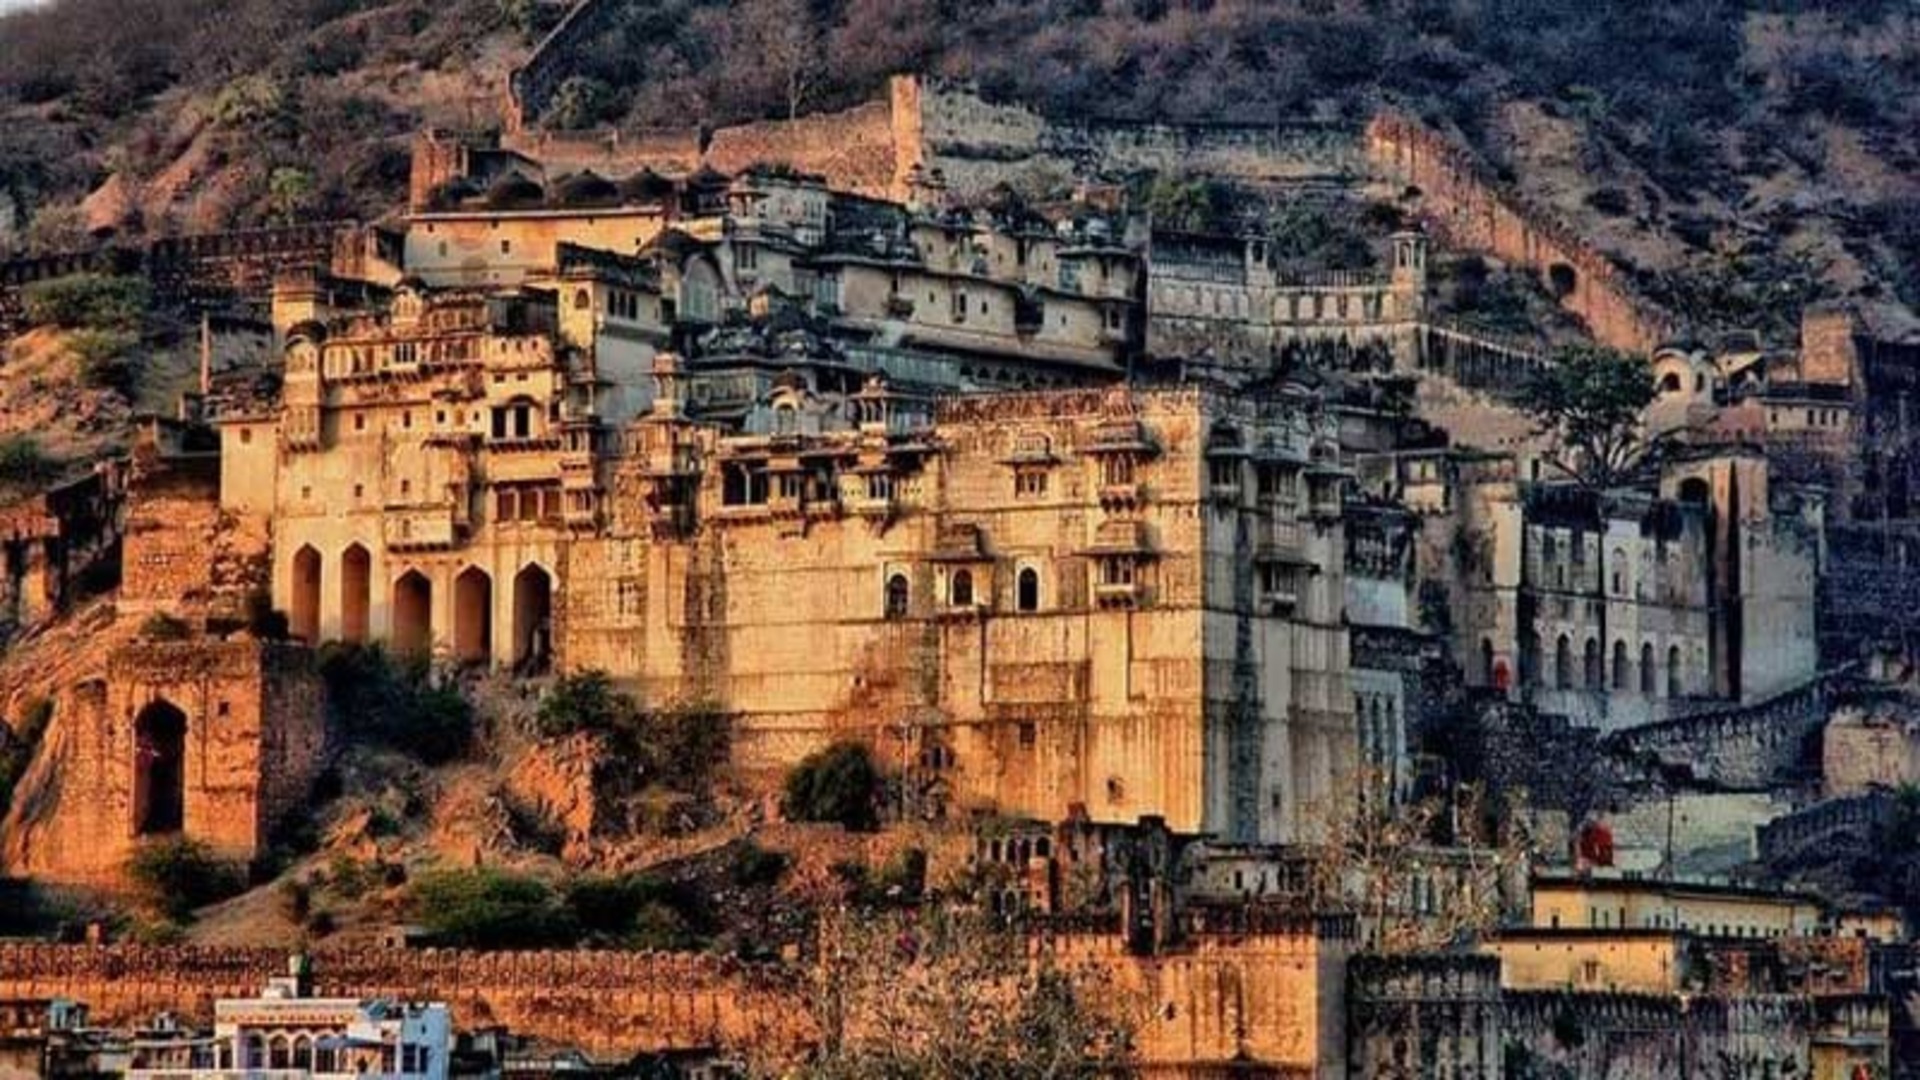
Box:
left=287, top=546, right=555, bottom=667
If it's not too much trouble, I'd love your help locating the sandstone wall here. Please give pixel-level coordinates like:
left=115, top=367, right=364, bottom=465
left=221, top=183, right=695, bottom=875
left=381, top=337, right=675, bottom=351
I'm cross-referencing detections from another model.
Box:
left=0, top=944, right=805, bottom=1060
left=705, top=102, right=901, bottom=199
left=0, top=931, right=1348, bottom=1070
left=1364, top=113, right=1674, bottom=353
left=0, top=224, right=352, bottom=342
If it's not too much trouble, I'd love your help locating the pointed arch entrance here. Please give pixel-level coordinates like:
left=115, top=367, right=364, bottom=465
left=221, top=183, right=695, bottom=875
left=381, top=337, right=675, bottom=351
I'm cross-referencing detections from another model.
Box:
left=133, top=699, right=187, bottom=835
left=392, top=571, right=432, bottom=657
left=454, top=567, right=493, bottom=664
left=291, top=545, right=322, bottom=643
left=511, top=564, right=553, bottom=672
left=340, top=544, right=371, bottom=644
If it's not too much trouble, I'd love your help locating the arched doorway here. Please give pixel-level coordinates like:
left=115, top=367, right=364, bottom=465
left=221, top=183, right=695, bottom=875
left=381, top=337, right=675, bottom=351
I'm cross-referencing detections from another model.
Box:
left=392, top=571, right=432, bottom=657
left=133, top=700, right=187, bottom=835
left=291, top=545, right=322, bottom=643
left=512, top=564, right=553, bottom=672
left=340, top=545, right=371, bottom=644
left=454, top=567, right=492, bottom=664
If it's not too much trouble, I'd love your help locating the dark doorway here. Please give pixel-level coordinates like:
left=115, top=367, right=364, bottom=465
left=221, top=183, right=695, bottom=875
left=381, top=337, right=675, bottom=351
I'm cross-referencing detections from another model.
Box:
left=133, top=700, right=187, bottom=835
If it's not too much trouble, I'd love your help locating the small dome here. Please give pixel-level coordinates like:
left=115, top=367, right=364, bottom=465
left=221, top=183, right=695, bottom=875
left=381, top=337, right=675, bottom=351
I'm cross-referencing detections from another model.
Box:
left=484, top=172, right=545, bottom=209
left=284, top=320, right=328, bottom=345
left=618, top=168, right=675, bottom=204
left=553, top=171, right=619, bottom=207
left=427, top=176, right=481, bottom=210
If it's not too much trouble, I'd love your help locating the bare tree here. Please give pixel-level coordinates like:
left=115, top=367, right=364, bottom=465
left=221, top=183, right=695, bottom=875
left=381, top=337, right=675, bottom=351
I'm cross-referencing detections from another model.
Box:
left=796, top=904, right=1139, bottom=1079
left=1305, top=768, right=1524, bottom=953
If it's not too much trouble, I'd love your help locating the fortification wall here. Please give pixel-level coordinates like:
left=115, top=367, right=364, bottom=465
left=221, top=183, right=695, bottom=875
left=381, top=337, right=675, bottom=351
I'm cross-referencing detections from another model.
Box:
left=1503, top=991, right=1810, bottom=1080
left=910, top=76, right=1364, bottom=199
left=0, top=224, right=352, bottom=341
left=504, top=0, right=630, bottom=132
left=0, top=932, right=1347, bottom=1069
left=1605, top=673, right=1838, bottom=791
left=1346, top=954, right=1503, bottom=1080
left=0, top=944, right=805, bottom=1059
left=1757, top=790, right=1894, bottom=864
left=705, top=101, right=900, bottom=198
left=1364, top=113, right=1673, bottom=354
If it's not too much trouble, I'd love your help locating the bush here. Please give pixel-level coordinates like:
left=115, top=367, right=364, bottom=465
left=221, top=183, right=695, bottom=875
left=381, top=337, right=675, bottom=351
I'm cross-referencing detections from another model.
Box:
left=535, top=670, right=635, bottom=739
left=277, top=879, right=311, bottom=924
left=126, top=837, right=246, bottom=922
left=139, top=613, right=192, bottom=641
left=21, top=274, right=148, bottom=333
left=782, top=741, right=882, bottom=831
left=66, top=329, right=137, bottom=394
left=535, top=673, right=729, bottom=792
left=0, top=437, right=59, bottom=489
left=729, top=842, right=789, bottom=889
left=563, top=872, right=709, bottom=949
left=0, top=697, right=53, bottom=816
left=408, top=868, right=578, bottom=949
left=317, top=643, right=472, bottom=765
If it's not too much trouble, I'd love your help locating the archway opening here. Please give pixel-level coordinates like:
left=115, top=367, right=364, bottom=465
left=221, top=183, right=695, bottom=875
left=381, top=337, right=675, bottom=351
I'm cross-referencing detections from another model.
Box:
left=1547, top=262, right=1578, bottom=299
left=340, top=544, right=371, bottom=644
left=454, top=567, right=493, bottom=665
left=512, top=564, right=553, bottom=673
left=133, top=700, right=187, bottom=836
left=291, top=545, right=322, bottom=643
left=392, top=571, right=432, bottom=657
left=1017, top=567, right=1040, bottom=613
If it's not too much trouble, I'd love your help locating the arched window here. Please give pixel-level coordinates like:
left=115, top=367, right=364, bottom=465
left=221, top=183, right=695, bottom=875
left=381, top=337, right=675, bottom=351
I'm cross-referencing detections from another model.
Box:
left=1667, top=645, right=1683, bottom=698
left=950, top=569, right=974, bottom=607
left=574, top=288, right=591, bottom=310
left=1017, top=567, right=1040, bottom=612
left=1611, top=548, right=1627, bottom=595
left=1640, top=642, right=1657, bottom=695
left=269, top=1035, right=291, bottom=1069
left=1612, top=640, right=1628, bottom=690
left=1584, top=638, right=1601, bottom=688
left=884, top=573, right=910, bottom=619
left=1555, top=634, right=1572, bottom=690
left=293, top=1036, right=313, bottom=1069
left=246, top=1036, right=267, bottom=1069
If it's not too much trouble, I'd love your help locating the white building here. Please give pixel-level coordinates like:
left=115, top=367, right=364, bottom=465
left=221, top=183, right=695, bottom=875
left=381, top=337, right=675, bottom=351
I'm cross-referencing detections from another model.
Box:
left=125, top=959, right=452, bottom=1080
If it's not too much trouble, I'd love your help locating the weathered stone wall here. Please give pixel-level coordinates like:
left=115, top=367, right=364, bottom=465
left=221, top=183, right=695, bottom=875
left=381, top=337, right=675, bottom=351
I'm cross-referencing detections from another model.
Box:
left=705, top=101, right=901, bottom=198
left=1346, top=953, right=1503, bottom=1080
left=1503, top=991, right=1811, bottom=1080
left=0, top=944, right=805, bottom=1060
left=0, top=927, right=1350, bottom=1071
left=1756, top=790, right=1894, bottom=865
left=1363, top=113, right=1674, bottom=354
left=0, top=638, right=326, bottom=884
left=1604, top=672, right=1841, bottom=792
left=908, top=76, right=1365, bottom=199
left=0, top=224, right=351, bottom=341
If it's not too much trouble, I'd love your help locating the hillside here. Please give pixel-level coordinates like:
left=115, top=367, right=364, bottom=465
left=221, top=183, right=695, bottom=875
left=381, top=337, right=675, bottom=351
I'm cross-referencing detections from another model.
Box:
left=1, top=1, right=1917, bottom=340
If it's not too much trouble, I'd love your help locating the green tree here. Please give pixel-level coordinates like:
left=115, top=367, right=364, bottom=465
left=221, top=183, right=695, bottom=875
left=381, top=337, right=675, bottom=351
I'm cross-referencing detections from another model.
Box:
left=1516, top=345, right=1658, bottom=488
left=783, top=741, right=882, bottom=831
left=21, top=274, right=148, bottom=332
left=267, top=167, right=314, bottom=226
left=407, top=868, right=578, bottom=948
left=0, top=437, right=59, bottom=490
left=126, top=837, right=246, bottom=922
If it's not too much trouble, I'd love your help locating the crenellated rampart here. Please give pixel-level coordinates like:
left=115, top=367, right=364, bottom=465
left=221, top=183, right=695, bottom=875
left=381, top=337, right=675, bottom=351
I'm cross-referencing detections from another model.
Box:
left=0, top=944, right=807, bottom=1059
left=0, top=223, right=352, bottom=341
left=1605, top=671, right=1845, bottom=791
left=1364, top=112, right=1674, bottom=354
